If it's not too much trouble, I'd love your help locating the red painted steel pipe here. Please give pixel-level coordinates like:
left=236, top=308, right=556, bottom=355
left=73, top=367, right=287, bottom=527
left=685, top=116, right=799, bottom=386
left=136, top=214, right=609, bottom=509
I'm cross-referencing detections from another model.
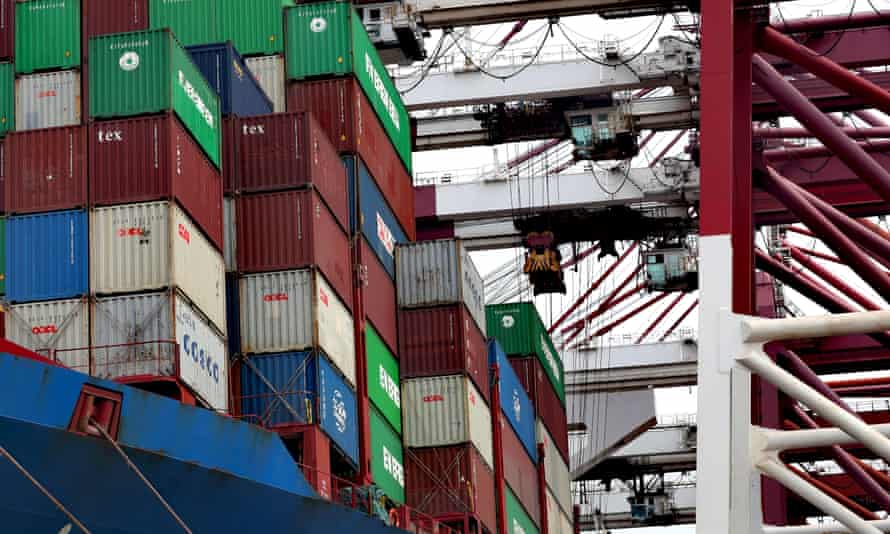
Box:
left=792, top=405, right=890, bottom=515
left=756, top=250, right=861, bottom=314
left=785, top=242, right=844, bottom=266
left=551, top=157, right=576, bottom=175
left=785, top=226, right=816, bottom=238
left=786, top=177, right=890, bottom=270
left=636, top=293, right=685, bottom=344
left=560, top=243, right=600, bottom=270
left=560, top=281, right=648, bottom=345
left=752, top=54, right=890, bottom=205
left=586, top=292, right=672, bottom=340
left=763, top=139, right=890, bottom=161
left=775, top=10, right=890, bottom=34
left=549, top=243, right=637, bottom=334
left=754, top=127, right=890, bottom=139
left=855, top=110, right=890, bottom=128
left=759, top=27, right=890, bottom=117
left=828, top=375, right=890, bottom=397
left=757, top=167, right=890, bottom=301
left=787, top=464, right=881, bottom=520
left=649, top=130, right=686, bottom=168
left=507, top=138, right=561, bottom=169
left=638, top=130, right=656, bottom=151
left=787, top=245, right=881, bottom=311
left=658, top=298, right=698, bottom=342
left=490, top=365, right=507, bottom=534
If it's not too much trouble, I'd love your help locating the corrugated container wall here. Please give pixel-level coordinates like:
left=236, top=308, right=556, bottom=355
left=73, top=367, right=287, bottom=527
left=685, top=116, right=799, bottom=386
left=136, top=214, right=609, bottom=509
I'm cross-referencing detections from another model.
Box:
left=89, top=115, right=223, bottom=250
left=0, top=217, right=5, bottom=293
left=84, top=0, right=149, bottom=38
left=402, top=375, right=493, bottom=468
left=0, top=0, right=12, bottom=59
left=5, top=126, right=87, bottom=214
left=547, top=488, right=574, bottom=534
left=239, top=269, right=355, bottom=385
left=538, top=420, right=572, bottom=517
left=287, top=80, right=415, bottom=240
left=347, top=155, right=407, bottom=279
left=236, top=190, right=352, bottom=309
left=89, top=30, right=221, bottom=168
left=284, top=2, right=411, bottom=173
left=396, top=240, right=486, bottom=334
left=398, top=304, right=489, bottom=402
left=501, top=412, right=540, bottom=527
left=490, top=340, right=537, bottom=462
left=5, top=298, right=89, bottom=365
left=6, top=210, right=88, bottom=303
left=186, top=43, right=273, bottom=117
left=223, top=197, right=235, bottom=271
left=15, top=0, right=81, bottom=74
left=510, top=356, right=569, bottom=464
left=239, top=351, right=359, bottom=465
left=404, top=445, right=497, bottom=534
left=219, top=0, right=295, bottom=56
left=148, top=0, right=217, bottom=47
left=506, top=486, right=540, bottom=534
left=229, top=113, right=347, bottom=230
left=16, top=70, right=81, bottom=131
left=487, top=302, right=565, bottom=404
left=92, top=291, right=229, bottom=411
left=90, top=202, right=226, bottom=334
left=0, top=63, right=12, bottom=136
left=366, top=323, right=401, bottom=434
left=361, top=238, right=397, bottom=354
left=369, top=406, right=405, bottom=504
left=245, top=55, right=285, bottom=113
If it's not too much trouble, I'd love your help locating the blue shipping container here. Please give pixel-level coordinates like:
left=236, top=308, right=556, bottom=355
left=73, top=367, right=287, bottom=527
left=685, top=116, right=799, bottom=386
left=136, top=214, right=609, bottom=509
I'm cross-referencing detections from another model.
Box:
left=187, top=43, right=273, bottom=117
left=489, top=339, right=537, bottom=462
left=344, top=156, right=407, bottom=279
left=240, top=351, right=359, bottom=465
left=225, top=272, right=241, bottom=358
left=6, top=210, right=89, bottom=303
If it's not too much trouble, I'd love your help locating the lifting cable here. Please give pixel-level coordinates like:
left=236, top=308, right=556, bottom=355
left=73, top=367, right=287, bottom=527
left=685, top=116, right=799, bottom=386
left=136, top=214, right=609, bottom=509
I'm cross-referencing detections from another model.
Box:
left=0, top=445, right=92, bottom=533
left=90, top=420, right=193, bottom=534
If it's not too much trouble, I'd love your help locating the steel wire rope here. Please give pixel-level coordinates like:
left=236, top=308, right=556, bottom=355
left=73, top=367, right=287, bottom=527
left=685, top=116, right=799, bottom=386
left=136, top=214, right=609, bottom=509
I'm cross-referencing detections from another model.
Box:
left=460, top=22, right=549, bottom=47
left=0, top=445, right=92, bottom=533
left=555, top=15, right=665, bottom=70
left=445, top=22, right=553, bottom=81
left=560, top=14, right=662, bottom=49
left=773, top=0, right=856, bottom=58
left=398, top=30, right=449, bottom=94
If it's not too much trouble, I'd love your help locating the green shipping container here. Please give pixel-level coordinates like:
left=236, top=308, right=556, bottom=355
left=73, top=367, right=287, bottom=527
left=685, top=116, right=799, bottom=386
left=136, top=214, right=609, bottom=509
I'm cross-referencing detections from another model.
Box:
left=219, top=0, right=296, bottom=56
left=366, top=324, right=402, bottom=434
left=0, top=63, right=13, bottom=137
left=89, top=30, right=221, bottom=167
left=285, top=2, right=412, bottom=173
left=149, top=0, right=218, bottom=47
left=15, top=0, right=81, bottom=74
left=369, top=406, right=405, bottom=504
left=505, top=485, right=540, bottom=534
left=486, top=303, right=565, bottom=404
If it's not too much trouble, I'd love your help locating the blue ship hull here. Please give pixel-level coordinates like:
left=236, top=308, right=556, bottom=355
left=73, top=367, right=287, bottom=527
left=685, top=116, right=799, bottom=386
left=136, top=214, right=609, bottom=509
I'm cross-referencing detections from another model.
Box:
left=0, top=352, right=403, bottom=534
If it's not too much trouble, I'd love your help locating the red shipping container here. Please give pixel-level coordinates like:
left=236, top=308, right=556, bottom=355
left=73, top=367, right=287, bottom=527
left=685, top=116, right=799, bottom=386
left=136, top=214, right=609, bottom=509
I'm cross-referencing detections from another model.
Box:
left=361, top=237, right=397, bottom=355
left=83, top=0, right=148, bottom=39
left=227, top=112, right=348, bottom=231
left=500, top=412, right=541, bottom=526
left=5, top=126, right=87, bottom=214
left=0, top=0, right=11, bottom=60
left=405, top=445, right=497, bottom=534
left=89, top=115, right=223, bottom=251
left=398, top=304, right=489, bottom=402
left=236, top=189, right=353, bottom=310
left=287, top=79, right=416, bottom=241
left=509, top=356, right=569, bottom=464
left=0, top=139, right=5, bottom=213
left=222, top=118, right=238, bottom=194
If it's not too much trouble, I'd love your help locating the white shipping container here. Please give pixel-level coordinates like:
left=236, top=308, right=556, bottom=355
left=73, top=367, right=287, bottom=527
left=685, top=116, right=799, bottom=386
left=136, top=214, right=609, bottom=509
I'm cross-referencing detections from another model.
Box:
left=546, top=487, right=574, bottom=534
left=223, top=196, right=236, bottom=272
left=91, top=291, right=229, bottom=411
left=396, top=239, right=486, bottom=334
left=537, top=419, right=572, bottom=516
left=245, top=55, right=285, bottom=113
left=90, top=201, right=226, bottom=334
left=239, top=269, right=355, bottom=386
left=402, top=375, right=493, bottom=468
left=16, top=70, right=81, bottom=131
left=5, top=298, right=89, bottom=371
